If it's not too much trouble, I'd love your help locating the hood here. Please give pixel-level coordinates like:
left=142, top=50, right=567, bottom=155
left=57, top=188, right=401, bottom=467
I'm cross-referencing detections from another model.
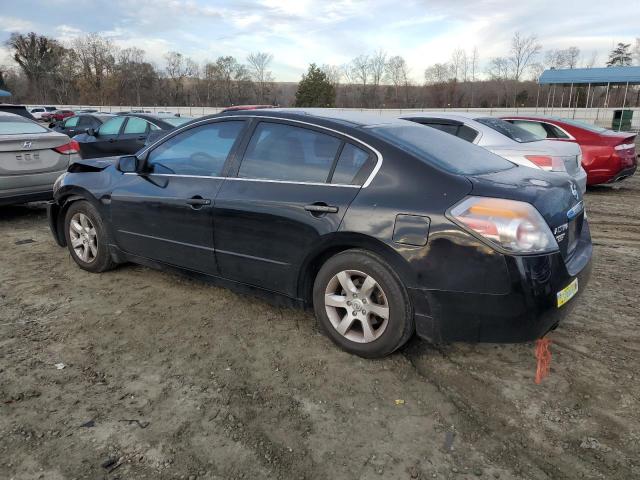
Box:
left=466, top=165, right=584, bottom=261
left=68, top=156, right=119, bottom=173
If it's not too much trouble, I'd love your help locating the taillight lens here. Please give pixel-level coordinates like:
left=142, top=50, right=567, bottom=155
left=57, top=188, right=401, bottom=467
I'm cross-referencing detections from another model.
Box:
left=524, top=155, right=566, bottom=172
left=54, top=140, right=80, bottom=155
left=614, top=143, right=635, bottom=151
left=449, top=196, right=558, bottom=254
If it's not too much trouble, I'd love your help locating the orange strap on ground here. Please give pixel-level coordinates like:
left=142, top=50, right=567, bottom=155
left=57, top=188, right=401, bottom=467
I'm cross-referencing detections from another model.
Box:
left=534, top=337, right=552, bottom=384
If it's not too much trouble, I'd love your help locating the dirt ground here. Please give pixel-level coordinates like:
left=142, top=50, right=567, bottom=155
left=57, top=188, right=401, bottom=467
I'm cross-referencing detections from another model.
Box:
left=1, top=175, right=639, bottom=480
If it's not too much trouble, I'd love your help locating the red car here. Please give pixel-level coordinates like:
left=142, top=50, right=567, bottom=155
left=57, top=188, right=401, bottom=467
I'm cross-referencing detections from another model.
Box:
left=501, top=116, right=637, bottom=186
left=42, top=109, right=75, bottom=124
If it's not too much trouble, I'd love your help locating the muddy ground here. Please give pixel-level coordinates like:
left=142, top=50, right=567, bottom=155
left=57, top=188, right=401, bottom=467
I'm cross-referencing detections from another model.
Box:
left=1, top=175, right=639, bottom=480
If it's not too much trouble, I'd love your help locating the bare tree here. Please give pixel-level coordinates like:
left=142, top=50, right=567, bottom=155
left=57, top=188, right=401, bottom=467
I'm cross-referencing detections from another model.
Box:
left=320, top=64, right=342, bottom=88
left=508, top=32, right=542, bottom=81
left=385, top=55, right=410, bottom=104
left=450, top=48, right=464, bottom=81
left=634, top=38, right=640, bottom=66
left=73, top=33, right=117, bottom=104
left=346, top=54, right=371, bottom=107
left=369, top=50, right=387, bottom=107
left=424, top=63, right=451, bottom=84
left=247, top=52, right=274, bottom=103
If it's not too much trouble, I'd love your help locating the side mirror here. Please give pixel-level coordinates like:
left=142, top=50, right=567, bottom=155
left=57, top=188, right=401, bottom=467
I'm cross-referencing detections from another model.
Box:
left=117, top=155, right=139, bottom=173
left=86, top=127, right=96, bottom=137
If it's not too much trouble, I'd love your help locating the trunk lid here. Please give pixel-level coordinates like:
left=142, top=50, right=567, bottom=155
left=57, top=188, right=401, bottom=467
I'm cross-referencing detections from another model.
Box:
left=0, top=132, right=71, bottom=175
left=465, top=165, right=585, bottom=261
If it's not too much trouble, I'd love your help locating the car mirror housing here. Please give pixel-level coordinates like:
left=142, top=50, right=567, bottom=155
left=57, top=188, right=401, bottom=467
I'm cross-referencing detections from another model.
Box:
left=117, top=155, right=139, bottom=173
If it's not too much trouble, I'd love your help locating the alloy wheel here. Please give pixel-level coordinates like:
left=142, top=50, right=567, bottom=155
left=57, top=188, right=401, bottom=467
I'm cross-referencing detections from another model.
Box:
left=324, top=269, right=389, bottom=343
left=69, top=212, right=98, bottom=263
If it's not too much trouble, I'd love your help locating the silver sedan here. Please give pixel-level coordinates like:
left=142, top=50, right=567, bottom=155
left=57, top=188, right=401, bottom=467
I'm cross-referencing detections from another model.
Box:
left=400, top=111, right=588, bottom=193
left=0, top=111, right=79, bottom=206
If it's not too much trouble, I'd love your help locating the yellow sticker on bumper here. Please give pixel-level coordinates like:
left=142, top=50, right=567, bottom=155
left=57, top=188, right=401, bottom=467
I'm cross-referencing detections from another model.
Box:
left=557, top=278, right=579, bottom=308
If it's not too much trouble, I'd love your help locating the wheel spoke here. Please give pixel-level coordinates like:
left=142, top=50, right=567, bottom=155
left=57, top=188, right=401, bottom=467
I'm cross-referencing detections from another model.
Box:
left=368, top=303, right=389, bottom=320
left=325, top=293, right=347, bottom=308
left=79, top=214, right=89, bottom=230
left=88, top=242, right=97, bottom=257
left=361, top=318, right=376, bottom=342
left=80, top=246, right=89, bottom=262
left=87, top=227, right=97, bottom=239
left=359, top=275, right=377, bottom=298
left=336, top=313, right=356, bottom=335
left=337, top=271, right=357, bottom=294
left=70, top=220, right=83, bottom=233
left=71, top=237, right=83, bottom=248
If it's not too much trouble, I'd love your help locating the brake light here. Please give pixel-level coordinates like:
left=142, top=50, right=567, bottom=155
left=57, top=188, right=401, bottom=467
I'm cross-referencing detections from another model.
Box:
left=614, top=143, right=635, bottom=151
left=54, top=140, right=80, bottom=155
left=525, top=155, right=553, bottom=171
left=450, top=196, right=558, bottom=254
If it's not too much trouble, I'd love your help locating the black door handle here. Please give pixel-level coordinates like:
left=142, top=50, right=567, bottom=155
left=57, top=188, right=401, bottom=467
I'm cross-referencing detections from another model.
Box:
left=186, top=196, right=211, bottom=209
left=108, top=138, right=116, bottom=143
left=137, top=135, right=145, bottom=140
left=304, top=203, right=339, bottom=214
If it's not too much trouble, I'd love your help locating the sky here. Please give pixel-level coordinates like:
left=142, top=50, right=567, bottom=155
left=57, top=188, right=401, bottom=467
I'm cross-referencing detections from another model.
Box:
left=0, top=0, right=639, bottom=82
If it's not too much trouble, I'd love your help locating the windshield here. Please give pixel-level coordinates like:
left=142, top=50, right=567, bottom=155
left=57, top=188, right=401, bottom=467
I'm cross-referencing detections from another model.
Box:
left=475, top=117, right=540, bottom=143
left=0, top=116, right=48, bottom=135
left=559, top=118, right=609, bottom=133
left=369, top=123, right=514, bottom=175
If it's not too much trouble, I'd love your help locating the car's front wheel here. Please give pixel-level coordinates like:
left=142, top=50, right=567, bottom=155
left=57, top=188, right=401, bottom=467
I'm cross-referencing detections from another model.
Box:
left=313, top=249, right=414, bottom=358
left=63, top=200, right=116, bottom=273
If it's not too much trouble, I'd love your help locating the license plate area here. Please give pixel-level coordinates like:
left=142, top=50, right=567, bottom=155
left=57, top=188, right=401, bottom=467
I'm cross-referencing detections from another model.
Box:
left=557, top=278, right=578, bottom=308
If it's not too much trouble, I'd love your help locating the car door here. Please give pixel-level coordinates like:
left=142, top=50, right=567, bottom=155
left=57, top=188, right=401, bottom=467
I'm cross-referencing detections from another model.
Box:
left=117, top=117, right=152, bottom=154
left=80, top=116, right=126, bottom=158
left=213, top=120, right=375, bottom=297
left=110, top=119, right=247, bottom=275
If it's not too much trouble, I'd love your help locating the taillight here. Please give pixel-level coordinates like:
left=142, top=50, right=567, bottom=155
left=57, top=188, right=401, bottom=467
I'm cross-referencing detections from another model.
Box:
left=449, top=196, right=558, bottom=254
left=614, top=143, right=635, bottom=151
left=54, top=140, right=80, bottom=155
left=524, top=155, right=567, bottom=172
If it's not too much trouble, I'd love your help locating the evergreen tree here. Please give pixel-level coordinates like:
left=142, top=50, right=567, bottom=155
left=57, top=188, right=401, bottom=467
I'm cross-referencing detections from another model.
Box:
left=607, top=43, right=632, bottom=67
left=294, top=63, right=335, bottom=107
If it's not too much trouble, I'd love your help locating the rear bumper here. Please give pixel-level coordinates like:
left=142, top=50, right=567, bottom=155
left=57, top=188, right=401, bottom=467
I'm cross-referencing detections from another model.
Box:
left=0, top=189, right=53, bottom=206
left=412, top=222, right=592, bottom=343
left=574, top=167, right=588, bottom=193
left=607, top=164, right=637, bottom=184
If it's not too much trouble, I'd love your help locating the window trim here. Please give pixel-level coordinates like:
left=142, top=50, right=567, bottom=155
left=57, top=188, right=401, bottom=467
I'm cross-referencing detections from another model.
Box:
left=136, top=115, right=383, bottom=188
left=98, top=116, right=127, bottom=136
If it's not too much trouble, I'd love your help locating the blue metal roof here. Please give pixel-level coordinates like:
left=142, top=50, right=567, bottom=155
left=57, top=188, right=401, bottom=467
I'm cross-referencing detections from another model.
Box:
left=538, top=66, right=640, bottom=85
left=0, top=89, right=11, bottom=97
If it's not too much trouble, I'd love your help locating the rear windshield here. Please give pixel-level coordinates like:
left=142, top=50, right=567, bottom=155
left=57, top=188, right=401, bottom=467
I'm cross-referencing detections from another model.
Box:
left=369, top=123, right=514, bottom=175
left=0, top=116, right=48, bottom=135
left=475, top=117, right=539, bottom=143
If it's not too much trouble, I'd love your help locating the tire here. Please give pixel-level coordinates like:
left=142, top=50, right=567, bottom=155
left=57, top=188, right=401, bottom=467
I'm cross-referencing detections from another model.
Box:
left=313, top=249, right=414, bottom=358
left=63, top=200, right=116, bottom=273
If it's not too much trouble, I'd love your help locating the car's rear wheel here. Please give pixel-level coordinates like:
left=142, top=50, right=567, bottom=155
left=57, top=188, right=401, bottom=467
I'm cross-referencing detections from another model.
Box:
left=313, top=249, right=414, bottom=358
left=63, top=200, right=115, bottom=273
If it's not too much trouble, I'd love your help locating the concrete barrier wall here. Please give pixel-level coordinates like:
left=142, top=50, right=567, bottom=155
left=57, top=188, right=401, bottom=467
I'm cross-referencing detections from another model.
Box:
left=47, top=106, right=640, bottom=130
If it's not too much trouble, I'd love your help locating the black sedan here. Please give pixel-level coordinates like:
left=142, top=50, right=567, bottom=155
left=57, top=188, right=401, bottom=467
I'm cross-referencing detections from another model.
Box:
left=73, top=114, right=189, bottom=159
left=47, top=110, right=592, bottom=358
left=52, top=113, right=114, bottom=138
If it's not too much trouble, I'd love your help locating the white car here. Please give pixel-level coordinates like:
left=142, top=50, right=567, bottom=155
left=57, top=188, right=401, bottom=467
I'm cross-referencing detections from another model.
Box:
left=400, top=112, right=587, bottom=193
left=28, top=106, right=57, bottom=121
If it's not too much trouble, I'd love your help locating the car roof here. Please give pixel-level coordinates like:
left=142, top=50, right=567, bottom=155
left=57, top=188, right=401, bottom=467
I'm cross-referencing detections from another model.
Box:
left=400, top=111, right=490, bottom=121
left=217, top=108, right=410, bottom=129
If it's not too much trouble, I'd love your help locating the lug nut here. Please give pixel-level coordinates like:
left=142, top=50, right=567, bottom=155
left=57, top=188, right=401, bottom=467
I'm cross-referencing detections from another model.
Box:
left=347, top=301, right=352, bottom=306
left=362, top=299, right=367, bottom=304
left=352, top=311, right=357, bottom=316
left=362, top=310, right=367, bottom=315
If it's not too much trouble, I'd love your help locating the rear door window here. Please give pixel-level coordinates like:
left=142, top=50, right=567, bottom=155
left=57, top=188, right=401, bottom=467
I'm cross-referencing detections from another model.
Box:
left=238, top=122, right=341, bottom=183
left=148, top=121, right=245, bottom=176
left=457, top=125, right=478, bottom=143
left=123, top=117, right=149, bottom=134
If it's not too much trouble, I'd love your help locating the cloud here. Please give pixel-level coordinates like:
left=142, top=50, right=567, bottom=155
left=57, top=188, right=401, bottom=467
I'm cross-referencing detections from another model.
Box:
left=0, top=16, right=35, bottom=33
left=0, top=1, right=638, bottom=81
